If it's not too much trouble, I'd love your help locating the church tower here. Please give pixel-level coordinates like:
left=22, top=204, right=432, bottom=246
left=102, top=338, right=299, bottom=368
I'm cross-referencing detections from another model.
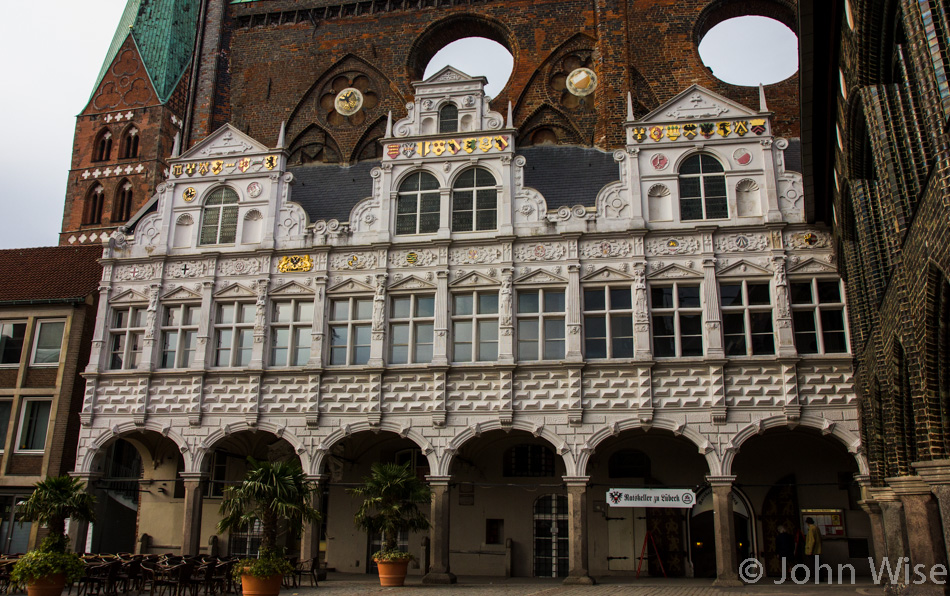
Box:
left=59, top=0, right=201, bottom=245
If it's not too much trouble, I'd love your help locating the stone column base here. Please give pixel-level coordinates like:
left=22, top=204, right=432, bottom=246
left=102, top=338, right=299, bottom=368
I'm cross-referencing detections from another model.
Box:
left=422, top=572, right=457, bottom=584
left=562, top=574, right=595, bottom=585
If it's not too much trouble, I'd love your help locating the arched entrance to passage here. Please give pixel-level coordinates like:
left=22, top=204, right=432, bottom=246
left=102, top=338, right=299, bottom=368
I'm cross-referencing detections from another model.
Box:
left=585, top=430, right=716, bottom=578
left=318, top=431, right=430, bottom=576
left=447, top=430, right=568, bottom=578
left=730, top=428, right=869, bottom=579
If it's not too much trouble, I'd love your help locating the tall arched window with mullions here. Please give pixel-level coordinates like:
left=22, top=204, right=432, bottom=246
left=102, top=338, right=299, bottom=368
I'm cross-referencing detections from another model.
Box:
left=396, top=172, right=440, bottom=235
left=452, top=168, right=497, bottom=232
left=199, top=187, right=240, bottom=245
left=439, top=103, right=458, bottom=133
left=678, top=154, right=728, bottom=220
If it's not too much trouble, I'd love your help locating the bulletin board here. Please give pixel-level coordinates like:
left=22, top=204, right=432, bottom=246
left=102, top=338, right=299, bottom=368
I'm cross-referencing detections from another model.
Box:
left=801, top=508, right=846, bottom=538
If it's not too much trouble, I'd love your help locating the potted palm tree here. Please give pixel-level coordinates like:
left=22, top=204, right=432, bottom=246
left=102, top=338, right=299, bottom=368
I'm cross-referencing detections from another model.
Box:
left=349, top=462, right=430, bottom=587
left=217, top=458, right=320, bottom=596
left=11, top=475, right=95, bottom=596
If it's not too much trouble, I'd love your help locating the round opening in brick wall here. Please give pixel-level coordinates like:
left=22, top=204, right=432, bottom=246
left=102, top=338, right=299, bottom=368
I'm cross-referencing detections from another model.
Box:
left=698, top=16, right=798, bottom=86
left=423, top=38, right=514, bottom=99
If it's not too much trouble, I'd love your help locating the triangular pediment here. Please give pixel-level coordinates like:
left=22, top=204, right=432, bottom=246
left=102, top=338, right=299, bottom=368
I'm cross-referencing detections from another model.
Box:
left=449, top=271, right=500, bottom=288
left=177, top=124, right=271, bottom=160
left=161, top=286, right=202, bottom=301
left=327, top=277, right=374, bottom=293
left=109, top=288, right=149, bottom=304
left=389, top=275, right=436, bottom=291
left=787, top=258, right=838, bottom=275
left=213, top=282, right=257, bottom=299
left=646, top=263, right=703, bottom=280
left=514, top=269, right=568, bottom=285
left=270, top=281, right=314, bottom=296
left=717, top=260, right=773, bottom=277
left=420, top=65, right=481, bottom=85
left=637, top=85, right=758, bottom=124
left=581, top=266, right=633, bottom=282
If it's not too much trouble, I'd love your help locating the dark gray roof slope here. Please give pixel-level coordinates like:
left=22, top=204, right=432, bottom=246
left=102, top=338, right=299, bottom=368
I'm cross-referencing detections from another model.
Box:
left=289, top=161, right=378, bottom=222
left=519, top=146, right=619, bottom=209
left=786, top=138, right=802, bottom=174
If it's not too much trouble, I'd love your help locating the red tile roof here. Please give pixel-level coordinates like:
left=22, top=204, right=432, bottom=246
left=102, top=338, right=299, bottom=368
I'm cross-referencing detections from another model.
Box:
left=0, top=245, right=103, bottom=303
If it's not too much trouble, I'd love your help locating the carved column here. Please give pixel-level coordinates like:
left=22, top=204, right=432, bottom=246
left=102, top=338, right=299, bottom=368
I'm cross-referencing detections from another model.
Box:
left=422, top=476, right=456, bottom=584
left=563, top=477, right=594, bottom=585
left=67, top=472, right=100, bottom=554
left=180, top=473, right=207, bottom=556
left=565, top=264, right=583, bottom=361
left=632, top=262, right=651, bottom=359
left=194, top=281, right=215, bottom=368
left=309, top=275, right=327, bottom=366
left=702, top=256, right=724, bottom=358
left=497, top=154, right=514, bottom=235
left=498, top=267, right=514, bottom=363
left=432, top=269, right=449, bottom=365
left=888, top=475, right=950, bottom=588
left=141, top=283, right=161, bottom=370
left=707, top=475, right=742, bottom=586
left=368, top=273, right=387, bottom=367
left=771, top=255, right=796, bottom=354
left=250, top=277, right=269, bottom=368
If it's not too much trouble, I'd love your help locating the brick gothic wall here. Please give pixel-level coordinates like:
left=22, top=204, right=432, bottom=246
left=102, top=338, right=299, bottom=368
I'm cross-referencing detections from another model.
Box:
left=188, top=0, right=801, bottom=161
left=834, top=0, right=950, bottom=485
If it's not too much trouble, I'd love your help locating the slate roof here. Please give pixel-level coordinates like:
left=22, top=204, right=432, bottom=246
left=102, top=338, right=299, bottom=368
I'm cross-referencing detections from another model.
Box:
left=91, top=0, right=201, bottom=104
left=786, top=138, right=803, bottom=174
left=288, top=145, right=620, bottom=223
left=0, top=245, right=102, bottom=304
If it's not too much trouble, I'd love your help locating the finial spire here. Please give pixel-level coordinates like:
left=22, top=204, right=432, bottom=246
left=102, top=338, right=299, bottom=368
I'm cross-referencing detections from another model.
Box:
left=506, top=101, right=513, bottom=129
left=627, top=92, right=634, bottom=121
left=277, top=121, right=286, bottom=149
left=758, top=84, right=768, bottom=112
left=171, top=132, right=180, bottom=158
left=385, top=111, right=393, bottom=138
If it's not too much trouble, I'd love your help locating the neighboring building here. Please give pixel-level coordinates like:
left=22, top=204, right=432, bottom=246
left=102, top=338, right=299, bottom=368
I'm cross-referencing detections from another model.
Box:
left=72, top=69, right=870, bottom=584
left=0, top=245, right=101, bottom=551
left=805, top=0, right=950, bottom=586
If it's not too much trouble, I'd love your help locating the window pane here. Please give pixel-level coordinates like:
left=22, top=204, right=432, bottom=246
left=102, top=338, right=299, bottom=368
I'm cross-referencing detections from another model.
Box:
left=793, top=311, right=816, bottom=332
left=165, top=306, right=181, bottom=327
left=680, top=156, right=702, bottom=175
left=219, top=206, right=239, bottom=243
left=296, top=302, right=314, bottom=323
left=680, top=198, right=703, bottom=220
left=454, top=294, right=473, bottom=316
left=612, top=335, right=633, bottom=358
left=585, top=315, right=606, bottom=339
left=703, top=175, right=726, bottom=198
left=796, top=331, right=819, bottom=354
left=396, top=214, right=417, bottom=235
left=454, top=341, right=472, bottom=362
left=162, top=331, right=178, bottom=368
left=0, top=402, right=11, bottom=448
left=750, top=312, right=774, bottom=334
left=0, top=323, right=25, bottom=365
left=610, top=288, right=632, bottom=310
left=678, top=286, right=701, bottom=308
left=544, top=338, right=565, bottom=360
left=653, top=337, right=675, bottom=357
left=705, top=196, right=728, bottom=219
left=236, top=330, right=253, bottom=366
left=680, top=314, right=702, bottom=336
left=544, top=291, right=565, bottom=313
left=453, top=190, right=473, bottom=211
left=790, top=283, right=813, bottom=304
left=476, top=209, right=497, bottom=231
left=724, top=335, right=747, bottom=356
left=723, top=313, right=745, bottom=334
left=823, top=332, right=848, bottom=353
left=182, top=331, right=197, bottom=368
left=452, top=210, right=473, bottom=232
left=391, top=323, right=410, bottom=345
left=216, top=329, right=232, bottom=366
left=34, top=322, right=65, bottom=364
left=415, top=343, right=433, bottom=363
left=478, top=293, right=498, bottom=314
left=293, top=328, right=310, bottom=365
left=651, top=287, right=673, bottom=309
left=652, top=315, right=675, bottom=336
left=392, top=298, right=412, bottom=319
left=330, top=325, right=348, bottom=347
left=331, top=300, right=349, bottom=321
left=274, top=303, right=292, bottom=323
left=817, top=281, right=842, bottom=303
left=477, top=338, right=498, bottom=361
left=419, top=173, right=439, bottom=191
left=751, top=334, right=775, bottom=355
left=238, top=304, right=255, bottom=324
left=454, top=321, right=472, bottom=343
left=419, top=212, right=440, bottom=233
left=391, top=345, right=409, bottom=364
left=518, top=292, right=539, bottom=313
left=611, top=316, right=633, bottom=339
left=354, top=325, right=371, bottom=347
left=478, top=320, right=498, bottom=342
left=747, top=284, right=771, bottom=305
left=679, top=177, right=701, bottom=198
left=416, top=323, right=434, bottom=345
left=821, top=309, right=846, bottom=332
left=218, top=304, right=235, bottom=324
left=355, top=300, right=373, bottom=320
left=681, top=336, right=704, bottom=357
left=19, top=401, right=51, bottom=451
left=701, top=154, right=724, bottom=172
left=519, top=319, right=539, bottom=340
left=416, top=296, right=435, bottom=318
left=586, top=338, right=607, bottom=359
left=544, top=318, right=565, bottom=340
left=584, top=289, right=605, bottom=312
left=720, top=284, right=742, bottom=306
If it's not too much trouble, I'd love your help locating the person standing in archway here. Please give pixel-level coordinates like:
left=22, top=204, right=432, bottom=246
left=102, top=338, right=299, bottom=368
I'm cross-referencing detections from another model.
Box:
left=776, top=525, right=795, bottom=577
left=804, top=517, right=822, bottom=580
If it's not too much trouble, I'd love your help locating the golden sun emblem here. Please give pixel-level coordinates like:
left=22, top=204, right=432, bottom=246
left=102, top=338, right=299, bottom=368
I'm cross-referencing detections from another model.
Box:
left=335, top=88, right=363, bottom=116
left=182, top=187, right=197, bottom=202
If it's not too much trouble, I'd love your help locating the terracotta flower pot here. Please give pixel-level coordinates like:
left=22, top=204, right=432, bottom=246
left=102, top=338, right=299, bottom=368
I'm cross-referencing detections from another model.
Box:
left=26, top=573, right=66, bottom=596
left=375, top=559, right=410, bottom=587
left=240, top=572, right=282, bottom=596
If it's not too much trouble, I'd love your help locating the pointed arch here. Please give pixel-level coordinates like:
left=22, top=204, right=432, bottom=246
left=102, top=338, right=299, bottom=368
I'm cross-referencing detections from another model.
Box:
left=406, top=14, right=516, bottom=86
left=516, top=104, right=586, bottom=147
left=93, top=128, right=113, bottom=162
left=83, top=183, right=105, bottom=225
left=119, top=124, right=140, bottom=159
left=350, top=115, right=388, bottom=163
left=287, top=123, right=342, bottom=166
left=112, top=178, right=134, bottom=222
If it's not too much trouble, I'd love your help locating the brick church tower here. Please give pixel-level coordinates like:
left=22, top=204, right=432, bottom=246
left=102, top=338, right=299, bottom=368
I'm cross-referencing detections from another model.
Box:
left=60, top=0, right=201, bottom=245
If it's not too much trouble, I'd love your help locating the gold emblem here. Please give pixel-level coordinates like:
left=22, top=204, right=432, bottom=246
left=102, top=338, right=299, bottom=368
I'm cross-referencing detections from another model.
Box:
left=565, top=68, right=597, bottom=96
left=182, top=187, right=197, bottom=202
left=264, top=155, right=278, bottom=170
left=406, top=252, right=418, bottom=265
left=277, top=255, right=313, bottom=273
left=211, top=160, right=224, bottom=175
left=334, top=87, right=363, bottom=116
left=172, top=164, right=183, bottom=177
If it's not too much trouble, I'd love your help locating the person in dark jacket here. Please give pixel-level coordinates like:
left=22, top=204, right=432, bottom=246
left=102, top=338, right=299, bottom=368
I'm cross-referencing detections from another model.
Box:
left=776, top=525, right=795, bottom=577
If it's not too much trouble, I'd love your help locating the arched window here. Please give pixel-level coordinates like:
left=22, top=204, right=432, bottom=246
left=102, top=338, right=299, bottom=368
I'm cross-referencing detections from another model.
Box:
left=678, top=154, right=727, bottom=220
left=396, top=172, right=440, bottom=235
left=119, top=126, right=139, bottom=159
left=452, top=168, right=497, bottom=232
left=199, top=187, right=240, bottom=245
left=439, top=103, right=458, bottom=133
left=83, top=184, right=105, bottom=225
left=93, top=129, right=113, bottom=162
left=113, top=180, right=133, bottom=222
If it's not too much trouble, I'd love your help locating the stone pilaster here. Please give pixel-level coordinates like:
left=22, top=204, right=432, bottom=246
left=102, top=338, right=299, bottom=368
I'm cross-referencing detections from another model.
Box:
left=887, top=475, right=949, bottom=594
left=913, top=460, right=950, bottom=571
left=707, top=475, right=742, bottom=586
left=432, top=269, right=449, bottom=365
left=422, top=476, right=456, bottom=584
left=180, top=473, right=207, bottom=556
left=566, top=264, right=583, bottom=362
left=562, top=477, right=594, bottom=585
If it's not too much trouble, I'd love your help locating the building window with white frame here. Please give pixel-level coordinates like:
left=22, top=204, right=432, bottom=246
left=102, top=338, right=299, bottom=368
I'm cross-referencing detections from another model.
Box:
left=583, top=286, right=634, bottom=359
left=0, top=322, right=26, bottom=365
left=439, top=103, right=459, bottom=133
left=160, top=304, right=200, bottom=369
left=452, top=168, right=497, bottom=232
left=720, top=281, right=775, bottom=356
left=452, top=291, right=499, bottom=362
left=214, top=301, right=255, bottom=367
left=396, top=172, right=440, bottom=235
left=31, top=320, right=65, bottom=366
left=329, top=297, right=372, bottom=366
left=791, top=279, right=848, bottom=354
left=390, top=295, right=435, bottom=364
left=517, top=289, right=565, bottom=361
left=678, top=154, right=728, bottom=221
left=110, top=309, right=145, bottom=370
left=651, top=283, right=703, bottom=357
left=17, top=399, right=51, bottom=452
left=271, top=299, right=314, bottom=367
left=199, top=187, right=240, bottom=245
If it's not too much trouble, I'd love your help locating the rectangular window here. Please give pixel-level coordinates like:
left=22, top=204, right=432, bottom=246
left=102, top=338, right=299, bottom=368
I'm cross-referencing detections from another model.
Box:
left=31, top=320, right=65, bottom=366
left=204, top=451, right=229, bottom=498
left=389, top=295, right=435, bottom=364
left=517, top=289, right=565, bottom=361
left=160, top=304, right=200, bottom=369
left=650, top=283, right=703, bottom=357
left=329, top=297, right=372, bottom=366
left=17, top=400, right=51, bottom=451
left=583, top=287, right=634, bottom=359
left=0, top=401, right=11, bottom=451
left=791, top=279, right=849, bottom=354
left=271, top=300, right=314, bottom=367
left=452, top=292, right=499, bottom=362
left=0, top=322, right=26, bottom=366
left=214, top=302, right=255, bottom=367
left=110, top=308, right=145, bottom=370
left=720, top=281, right=775, bottom=356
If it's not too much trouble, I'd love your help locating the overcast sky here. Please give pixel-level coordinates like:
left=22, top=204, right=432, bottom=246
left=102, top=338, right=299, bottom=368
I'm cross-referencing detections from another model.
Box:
left=0, top=11, right=795, bottom=250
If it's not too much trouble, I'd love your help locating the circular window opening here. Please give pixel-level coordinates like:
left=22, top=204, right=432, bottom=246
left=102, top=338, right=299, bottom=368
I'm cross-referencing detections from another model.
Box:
left=698, top=16, right=798, bottom=86
left=423, top=37, right=514, bottom=98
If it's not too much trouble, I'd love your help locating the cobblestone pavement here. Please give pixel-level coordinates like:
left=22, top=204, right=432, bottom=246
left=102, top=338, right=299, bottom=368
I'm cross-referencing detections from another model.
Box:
left=281, top=574, right=887, bottom=595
